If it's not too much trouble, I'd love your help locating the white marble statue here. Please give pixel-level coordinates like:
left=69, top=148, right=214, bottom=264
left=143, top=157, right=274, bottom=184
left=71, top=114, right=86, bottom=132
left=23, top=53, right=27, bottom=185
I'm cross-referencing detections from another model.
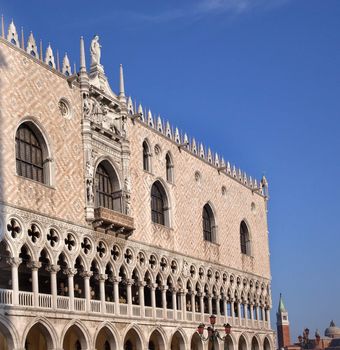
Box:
left=90, top=35, right=101, bottom=66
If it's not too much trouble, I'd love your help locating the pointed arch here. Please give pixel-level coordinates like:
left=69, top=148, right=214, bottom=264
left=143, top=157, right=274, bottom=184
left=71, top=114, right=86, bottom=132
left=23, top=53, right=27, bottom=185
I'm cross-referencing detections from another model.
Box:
left=251, top=336, right=260, bottom=350
left=123, top=324, right=145, bottom=350
left=151, top=180, right=171, bottom=227
left=0, top=240, right=12, bottom=290
left=165, top=151, right=174, bottom=183
left=94, top=323, right=119, bottom=350
left=240, top=220, right=251, bottom=255
left=149, top=328, right=167, bottom=350
left=170, top=329, right=187, bottom=350
left=238, top=334, right=249, bottom=350
left=94, top=159, right=122, bottom=212
left=202, top=203, right=216, bottom=243
left=142, top=139, right=152, bottom=172
left=15, top=118, right=53, bottom=185
left=23, top=318, right=57, bottom=350
left=0, top=315, right=18, bottom=350
left=61, top=320, right=90, bottom=350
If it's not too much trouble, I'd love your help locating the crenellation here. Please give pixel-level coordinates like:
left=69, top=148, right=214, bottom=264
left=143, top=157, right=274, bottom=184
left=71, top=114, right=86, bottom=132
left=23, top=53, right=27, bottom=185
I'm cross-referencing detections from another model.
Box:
left=26, top=31, right=38, bottom=57
left=7, top=19, right=19, bottom=47
left=127, top=94, right=265, bottom=190
left=1, top=16, right=75, bottom=79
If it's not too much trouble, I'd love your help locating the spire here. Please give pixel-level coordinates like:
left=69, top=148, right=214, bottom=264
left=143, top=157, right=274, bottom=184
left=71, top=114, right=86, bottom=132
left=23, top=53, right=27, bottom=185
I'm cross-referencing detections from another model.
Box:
left=278, top=293, right=286, bottom=313
left=26, top=32, right=38, bottom=57
left=20, top=26, right=24, bottom=49
left=7, top=19, right=19, bottom=47
left=39, top=39, right=43, bottom=60
left=62, top=53, right=71, bottom=76
left=1, top=15, right=4, bottom=39
left=119, top=64, right=125, bottom=99
left=56, top=49, right=60, bottom=71
left=80, top=36, right=86, bottom=72
left=45, top=43, right=55, bottom=68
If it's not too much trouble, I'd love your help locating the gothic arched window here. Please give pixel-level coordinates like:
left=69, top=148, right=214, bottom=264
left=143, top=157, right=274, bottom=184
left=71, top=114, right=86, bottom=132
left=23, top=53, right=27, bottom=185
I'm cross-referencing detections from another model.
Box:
left=240, top=220, right=250, bottom=255
left=151, top=181, right=170, bottom=227
left=203, top=204, right=215, bottom=242
left=165, top=152, right=173, bottom=183
left=143, top=140, right=151, bottom=172
left=95, top=161, right=122, bottom=212
left=15, top=122, right=50, bottom=184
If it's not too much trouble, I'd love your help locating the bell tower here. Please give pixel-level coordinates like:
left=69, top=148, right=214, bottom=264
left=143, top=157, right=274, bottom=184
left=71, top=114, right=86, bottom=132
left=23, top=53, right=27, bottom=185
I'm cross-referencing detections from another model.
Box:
left=276, top=293, right=291, bottom=349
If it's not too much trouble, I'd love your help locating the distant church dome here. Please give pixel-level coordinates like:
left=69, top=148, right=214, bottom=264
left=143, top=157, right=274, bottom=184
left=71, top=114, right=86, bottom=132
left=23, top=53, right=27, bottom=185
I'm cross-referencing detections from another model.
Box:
left=325, top=321, right=340, bottom=338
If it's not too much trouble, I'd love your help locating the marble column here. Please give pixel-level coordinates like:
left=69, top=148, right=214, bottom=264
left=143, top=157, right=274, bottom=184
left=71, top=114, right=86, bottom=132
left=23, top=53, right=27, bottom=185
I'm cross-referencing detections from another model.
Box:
left=28, top=261, right=41, bottom=307
left=208, top=294, right=212, bottom=315
left=81, top=271, right=93, bottom=312
left=47, top=264, right=60, bottom=309
left=113, top=277, right=120, bottom=316
left=172, top=289, right=177, bottom=320
left=162, top=285, right=168, bottom=319
left=126, top=278, right=133, bottom=316
left=65, top=268, right=77, bottom=311
left=7, top=257, right=21, bottom=305
left=138, top=281, right=145, bottom=317
left=151, top=283, right=157, bottom=318
left=98, top=274, right=107, bottom=314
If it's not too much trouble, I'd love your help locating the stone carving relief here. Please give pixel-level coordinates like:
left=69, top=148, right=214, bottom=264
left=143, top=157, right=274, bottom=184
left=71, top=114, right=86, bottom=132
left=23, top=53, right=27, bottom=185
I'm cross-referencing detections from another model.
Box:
left=84, top=95, right=125, bottom=137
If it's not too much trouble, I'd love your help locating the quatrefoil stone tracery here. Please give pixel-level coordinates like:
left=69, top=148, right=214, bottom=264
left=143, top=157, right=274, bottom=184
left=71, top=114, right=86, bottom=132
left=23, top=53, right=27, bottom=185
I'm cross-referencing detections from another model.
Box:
left=7, top=219, right=21, bottom=239
left=28, top=224, right=40, bottom=243
left=97, top=241, right=106, bottom=258
left=111, top=245, right=120, bottom=261
left=65, top=233, right=76, bottom=251
left=81, top=238, right=92, bottom=255
left=47, top=228, right=59, bottom=247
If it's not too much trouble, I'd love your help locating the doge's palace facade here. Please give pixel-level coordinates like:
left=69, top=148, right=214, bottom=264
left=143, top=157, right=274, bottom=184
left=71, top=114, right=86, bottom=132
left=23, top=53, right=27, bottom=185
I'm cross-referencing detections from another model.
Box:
left=0, top=17, right=275, bottom=350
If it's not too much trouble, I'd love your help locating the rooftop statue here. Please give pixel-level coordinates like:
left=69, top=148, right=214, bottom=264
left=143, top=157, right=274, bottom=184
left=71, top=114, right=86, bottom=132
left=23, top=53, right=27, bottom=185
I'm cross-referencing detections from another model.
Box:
left=90, top=35, right=101, bottom=66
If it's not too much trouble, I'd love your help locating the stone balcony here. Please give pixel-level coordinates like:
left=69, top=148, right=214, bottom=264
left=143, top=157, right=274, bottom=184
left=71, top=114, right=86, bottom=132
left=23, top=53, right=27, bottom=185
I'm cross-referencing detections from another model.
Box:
left=0, top=288, right=270, bottom=330
left=93, top=207, right=135, bottom=237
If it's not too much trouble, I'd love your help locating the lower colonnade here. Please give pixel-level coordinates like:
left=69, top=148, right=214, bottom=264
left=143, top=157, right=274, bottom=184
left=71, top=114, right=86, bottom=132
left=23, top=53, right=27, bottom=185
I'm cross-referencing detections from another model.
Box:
left=0, top=208, right=275, bottom=349
left=0, top=314, right=274, bottom=350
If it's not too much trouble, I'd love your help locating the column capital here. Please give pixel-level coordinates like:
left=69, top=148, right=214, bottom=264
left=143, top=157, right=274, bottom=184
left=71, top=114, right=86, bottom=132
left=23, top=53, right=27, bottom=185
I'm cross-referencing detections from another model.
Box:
left=137, top=281, right=146, bottom=287
left=151, top=283, right=158, bottom=290
left=7, top=257, right=22, bottom=267
left=80, top=271, right=93, bottom=278
left=64, top=268, right=78, bottom=277
left=125, top=278, right=134, bottom=286
left=27, top=261, right=42, bottom=270
left=161, top=285, right=169, bottom=292
left=96, top=273, right=108, bottom=281
left=46, top=264, right=60, bottom=273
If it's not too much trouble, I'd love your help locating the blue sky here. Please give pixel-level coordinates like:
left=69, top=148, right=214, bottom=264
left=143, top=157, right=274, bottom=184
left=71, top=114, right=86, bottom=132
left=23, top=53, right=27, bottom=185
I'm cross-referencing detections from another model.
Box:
left=2, top=0, right=340, bottom=341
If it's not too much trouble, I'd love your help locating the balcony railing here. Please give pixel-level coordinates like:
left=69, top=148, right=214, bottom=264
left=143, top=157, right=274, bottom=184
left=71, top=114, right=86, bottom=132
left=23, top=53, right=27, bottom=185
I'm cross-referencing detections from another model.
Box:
left=0, top=288, right=271, bottom=330
left=93, top=207, right=135, bottom=237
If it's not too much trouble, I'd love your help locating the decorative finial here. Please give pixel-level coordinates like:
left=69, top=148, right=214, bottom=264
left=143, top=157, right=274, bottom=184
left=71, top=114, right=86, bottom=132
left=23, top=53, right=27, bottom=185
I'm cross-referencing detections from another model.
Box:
left=7, top=19, right=19, bottom=47
left=1, top=15, right=4, bottom=39
left=56, top=50, right=60, bottom=71
left=20, top=26, right=24, bottom=49
left=119, top=64, right=126, bottom=100
left=62, top=53, right=71, bottom=76
left=80, top=36, right=86, bottom=72
left=45, top=43, right=55, bottom=68
left=39, top=39, right=43, bottom=60
left=26, top=32, right=38, bottom=57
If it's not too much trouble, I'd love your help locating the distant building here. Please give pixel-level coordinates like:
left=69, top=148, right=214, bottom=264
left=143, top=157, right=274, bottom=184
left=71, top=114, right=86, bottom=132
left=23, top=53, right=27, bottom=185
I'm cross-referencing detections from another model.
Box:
left=276, top=295, right=340, bottom=350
